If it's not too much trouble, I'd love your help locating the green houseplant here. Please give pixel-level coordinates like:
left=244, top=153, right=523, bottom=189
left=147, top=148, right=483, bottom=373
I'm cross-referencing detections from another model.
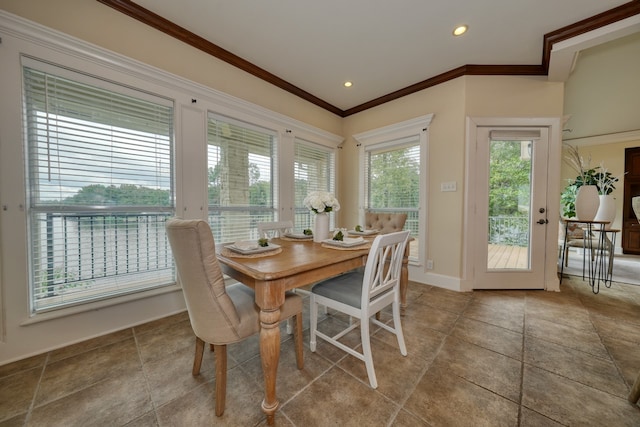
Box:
left=562, top=144, right=623, bottom=222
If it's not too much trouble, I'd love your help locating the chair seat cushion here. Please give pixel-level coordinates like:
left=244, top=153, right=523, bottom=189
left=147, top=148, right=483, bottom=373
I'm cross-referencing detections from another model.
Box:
left=227, top=283, right=302, bottom=340
left=312, top=271, right=364, bottom=308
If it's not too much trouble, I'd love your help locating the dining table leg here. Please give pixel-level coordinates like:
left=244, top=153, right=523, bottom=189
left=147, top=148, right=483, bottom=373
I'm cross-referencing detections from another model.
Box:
left=255, top=282, right=285, bottom=425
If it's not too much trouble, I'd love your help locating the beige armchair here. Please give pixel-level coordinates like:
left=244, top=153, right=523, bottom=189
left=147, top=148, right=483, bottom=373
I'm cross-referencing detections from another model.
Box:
left=364, top=212, right=407, bottom=234
left=165, top=218, right=303, bottom=417
left=559, top=220, right=611, bottom=267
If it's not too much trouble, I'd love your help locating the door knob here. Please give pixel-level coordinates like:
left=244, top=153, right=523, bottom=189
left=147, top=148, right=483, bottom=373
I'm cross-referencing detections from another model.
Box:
left=537, top=219, right=548, bottom=224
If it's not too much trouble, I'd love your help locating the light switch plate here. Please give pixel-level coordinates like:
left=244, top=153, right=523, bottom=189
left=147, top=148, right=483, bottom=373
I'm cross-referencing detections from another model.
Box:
left=440, top=181, right=457, bottom=192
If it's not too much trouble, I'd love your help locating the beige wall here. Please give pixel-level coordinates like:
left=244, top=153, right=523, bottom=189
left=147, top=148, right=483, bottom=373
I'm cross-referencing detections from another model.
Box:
left=465, top=75, right=565, bottom=117
left=0, top=0, right=577, bottom=285
left=564, top=32, right=640, bottom=140
left=343, top=76, right=564, bottom=282
left=342, top=78, right=466, bottom=279
left=0, top=1, right=569, bottom=363
left=561, top=30, right=640, bottom=251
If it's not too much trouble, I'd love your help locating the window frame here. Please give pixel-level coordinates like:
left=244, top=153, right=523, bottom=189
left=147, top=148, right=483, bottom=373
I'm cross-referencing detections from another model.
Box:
left=354, top=115, right=433, bottom=265
left=293, top=137, right=337, bottom=230
left=206, top=112, right=279, bottom=243
left=0, top=10, right=342, bottom=336
left=22, top=57, right=177, bottom=313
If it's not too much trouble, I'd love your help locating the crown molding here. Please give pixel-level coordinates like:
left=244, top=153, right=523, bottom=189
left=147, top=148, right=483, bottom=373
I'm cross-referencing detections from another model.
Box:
left=98, top=0, right=640, bottom=117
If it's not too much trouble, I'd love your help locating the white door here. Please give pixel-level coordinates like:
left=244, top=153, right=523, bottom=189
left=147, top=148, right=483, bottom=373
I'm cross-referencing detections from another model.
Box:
left=474, top=127, right=549, bottom=289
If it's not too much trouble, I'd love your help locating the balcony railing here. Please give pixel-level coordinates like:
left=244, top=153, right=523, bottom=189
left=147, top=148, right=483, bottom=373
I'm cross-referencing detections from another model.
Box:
left=33, top=212, right=175, bottom=309
left=34, top=207, right=425, bottom=308
left=488, top=215, right=529, bottom=247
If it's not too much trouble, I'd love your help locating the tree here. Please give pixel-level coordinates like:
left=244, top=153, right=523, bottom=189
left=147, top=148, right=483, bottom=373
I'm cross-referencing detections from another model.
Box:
left=488, top=141, right=531, bottom=217
left=369, top=149, right=419, bottom=209
left=208, top=165, right=221, bottom=205
left=64, top=184, right=171, bottom=206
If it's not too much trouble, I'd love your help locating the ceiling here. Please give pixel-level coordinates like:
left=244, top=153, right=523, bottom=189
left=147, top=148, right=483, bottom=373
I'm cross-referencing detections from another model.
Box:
left=103, top=0, right=639, bottom=116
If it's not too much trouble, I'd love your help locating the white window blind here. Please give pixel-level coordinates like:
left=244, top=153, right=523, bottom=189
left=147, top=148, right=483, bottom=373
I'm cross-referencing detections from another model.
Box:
left=294, top=138, right=336, bottom=230
left=365, top=136, right=420, bottom=211
left=23, top=61, right=175, bottom=312
left=364, top=136, right=420, bottom=246
left=207, top=113, right=277, bottom=243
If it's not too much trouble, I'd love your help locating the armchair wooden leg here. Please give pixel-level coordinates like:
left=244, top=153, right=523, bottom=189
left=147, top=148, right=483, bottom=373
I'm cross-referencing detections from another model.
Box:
left=214, top=344, right=227, bottom=417
left=293, top=313, right=304, bottom=369
left=192, top=337, right=205, bottom=376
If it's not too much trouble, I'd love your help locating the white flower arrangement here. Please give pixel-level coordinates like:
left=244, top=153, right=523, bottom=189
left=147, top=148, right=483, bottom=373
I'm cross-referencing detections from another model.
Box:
left=303, top=191, right=340, bottom=214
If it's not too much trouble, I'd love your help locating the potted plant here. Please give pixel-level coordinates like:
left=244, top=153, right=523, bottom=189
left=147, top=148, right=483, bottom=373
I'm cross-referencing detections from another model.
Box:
left=564, top=144, right=599, bottom=221
left=563, top=144, right=623, bottom=225
left=560, top=183, right=578, bottom=218
left=593, top=163, right=624, bottom=228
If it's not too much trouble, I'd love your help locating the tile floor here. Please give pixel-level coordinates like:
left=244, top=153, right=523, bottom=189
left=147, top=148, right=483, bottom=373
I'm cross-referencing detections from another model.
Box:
left=2, top=275, right=640, bottom=426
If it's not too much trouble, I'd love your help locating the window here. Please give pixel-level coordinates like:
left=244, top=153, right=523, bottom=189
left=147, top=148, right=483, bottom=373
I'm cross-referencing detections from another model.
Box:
left=23, top=60, right=175, bottom=312
left=294, top=138, right=336, bottom=230
left=207, top=114, right=277, bottom=242
left=355, top=114, right=432, bottom=262
left=364, top=137, right=421, bottom=246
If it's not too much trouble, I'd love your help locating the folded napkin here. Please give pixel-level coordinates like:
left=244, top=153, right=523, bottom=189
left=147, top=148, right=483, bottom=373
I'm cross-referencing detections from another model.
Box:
left=234, top=240, right=260, bottom=250
left=342, top=237, right=365, bottom=244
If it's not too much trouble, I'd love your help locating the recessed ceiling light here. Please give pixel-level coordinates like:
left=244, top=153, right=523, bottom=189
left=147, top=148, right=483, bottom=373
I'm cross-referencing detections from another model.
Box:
left=344, top=81, right=353, bottom=88
left=453, top=25, right=468, bottom=36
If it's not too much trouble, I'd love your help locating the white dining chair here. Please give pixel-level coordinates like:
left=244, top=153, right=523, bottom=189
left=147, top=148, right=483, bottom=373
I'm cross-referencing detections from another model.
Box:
left=258, top=220, right=293, bottom=239
left=309, top=230, right=410, bottom=388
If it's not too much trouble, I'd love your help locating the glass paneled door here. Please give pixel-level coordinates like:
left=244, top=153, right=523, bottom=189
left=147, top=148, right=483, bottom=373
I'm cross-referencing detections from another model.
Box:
left=474, top=127, right=549, bottom=289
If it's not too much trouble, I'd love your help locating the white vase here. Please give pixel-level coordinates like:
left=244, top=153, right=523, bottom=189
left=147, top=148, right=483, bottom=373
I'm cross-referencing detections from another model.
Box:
left=575, top=185, right=600, bottom=221
left=313, top=212, right=329, bottom=242
left=633, top=196, right=640, bottom=224
left=594, top=194, right=615, bottom=229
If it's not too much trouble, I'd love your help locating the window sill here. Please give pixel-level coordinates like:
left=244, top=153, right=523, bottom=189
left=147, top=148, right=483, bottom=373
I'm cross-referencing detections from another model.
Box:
left=20, top=283, right=182, bottom=326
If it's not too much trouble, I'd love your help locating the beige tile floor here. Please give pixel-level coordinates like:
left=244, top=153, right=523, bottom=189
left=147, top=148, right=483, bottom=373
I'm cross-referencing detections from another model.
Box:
left=2, top=276, right=640, bottom=426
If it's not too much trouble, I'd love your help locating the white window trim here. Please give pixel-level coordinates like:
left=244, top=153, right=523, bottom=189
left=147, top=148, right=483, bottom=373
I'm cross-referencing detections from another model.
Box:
left=353, top=114, right=433, bottom=267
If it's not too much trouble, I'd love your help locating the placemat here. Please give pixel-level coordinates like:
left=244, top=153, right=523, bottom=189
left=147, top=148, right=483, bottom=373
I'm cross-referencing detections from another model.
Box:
left=321, top=242, right=371, bottom=251
left=220, top=247, right=283, bottom=258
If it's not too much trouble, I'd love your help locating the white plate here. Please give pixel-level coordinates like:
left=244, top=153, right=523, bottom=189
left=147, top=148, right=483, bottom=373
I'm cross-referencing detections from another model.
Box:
left=347, top=229, right=378, bottom=236
left=226, top=242, right=281, bottom=255
left=322, top=237, right=367, bottom=247
left=284, top=232, right=313, bottom=239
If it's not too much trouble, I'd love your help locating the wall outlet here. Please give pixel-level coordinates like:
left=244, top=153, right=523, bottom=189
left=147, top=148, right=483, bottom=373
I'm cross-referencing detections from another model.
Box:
left=426, top=259, right=433, bottom=269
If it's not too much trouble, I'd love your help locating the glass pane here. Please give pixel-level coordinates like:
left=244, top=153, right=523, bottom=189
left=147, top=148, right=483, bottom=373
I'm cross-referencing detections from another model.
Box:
left=294, top=138, right=335, bottom=230
left=487, top=139, right=532, bottom=270
left=207, top=115, right=276, bottom=243
left=23, top=64, right=175, bottom=312
left=366, top=140, right=420, bottom=258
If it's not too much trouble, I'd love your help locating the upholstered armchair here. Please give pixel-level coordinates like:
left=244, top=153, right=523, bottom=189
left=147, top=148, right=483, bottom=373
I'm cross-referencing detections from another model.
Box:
left=364, top=212, right=407, bottom=234
left=165, top=218, right=303, bottom=416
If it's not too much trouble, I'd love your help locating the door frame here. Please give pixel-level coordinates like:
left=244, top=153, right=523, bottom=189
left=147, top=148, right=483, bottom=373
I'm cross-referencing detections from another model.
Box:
left=462, top=117, right=563, bottom=292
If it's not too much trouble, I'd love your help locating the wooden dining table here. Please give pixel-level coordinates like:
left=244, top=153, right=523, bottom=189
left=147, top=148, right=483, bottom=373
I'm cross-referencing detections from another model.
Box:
left=216, top=236, right=410, bottom=424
